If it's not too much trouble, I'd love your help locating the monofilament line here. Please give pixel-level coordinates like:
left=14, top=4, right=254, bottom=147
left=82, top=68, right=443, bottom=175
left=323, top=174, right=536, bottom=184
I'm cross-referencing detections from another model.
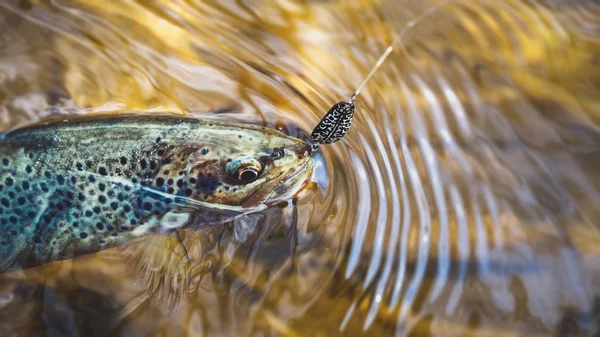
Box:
left=350, top=0, right=452, bottom=103
left=311, top=0, right=453, bottom=146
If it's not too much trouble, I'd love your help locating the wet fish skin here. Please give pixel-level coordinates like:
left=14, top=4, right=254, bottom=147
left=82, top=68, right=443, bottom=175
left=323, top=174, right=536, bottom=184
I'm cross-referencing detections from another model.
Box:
left=0, top=114, right=313, bottom=272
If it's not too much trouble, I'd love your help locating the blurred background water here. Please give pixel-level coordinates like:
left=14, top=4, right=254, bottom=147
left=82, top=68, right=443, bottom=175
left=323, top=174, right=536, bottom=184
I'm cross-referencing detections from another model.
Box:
left=0, top=0, right=599, bottom=336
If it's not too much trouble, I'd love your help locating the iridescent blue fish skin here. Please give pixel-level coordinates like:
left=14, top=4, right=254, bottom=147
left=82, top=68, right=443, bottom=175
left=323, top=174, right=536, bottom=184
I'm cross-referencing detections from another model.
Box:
left=0, top=114, right=313, bottom=272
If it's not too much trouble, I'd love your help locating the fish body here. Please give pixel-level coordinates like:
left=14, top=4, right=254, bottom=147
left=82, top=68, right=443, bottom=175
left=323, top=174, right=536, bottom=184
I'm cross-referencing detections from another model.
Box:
left=0, top=114, right=313, bottom=272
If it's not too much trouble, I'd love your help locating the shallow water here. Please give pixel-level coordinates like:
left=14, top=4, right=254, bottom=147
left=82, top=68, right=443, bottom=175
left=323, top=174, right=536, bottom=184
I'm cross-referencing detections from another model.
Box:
left=0, top=0, right=599, bottom=336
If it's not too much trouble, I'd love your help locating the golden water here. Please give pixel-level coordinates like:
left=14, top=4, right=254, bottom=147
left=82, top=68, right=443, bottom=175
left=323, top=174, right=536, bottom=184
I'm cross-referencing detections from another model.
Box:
left=0, top=0, right=599, bottom=336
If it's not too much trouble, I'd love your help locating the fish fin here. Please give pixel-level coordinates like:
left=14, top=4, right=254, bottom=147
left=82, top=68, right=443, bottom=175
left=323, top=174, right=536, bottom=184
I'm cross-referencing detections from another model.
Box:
left=118, top=230, right=192, bottom=311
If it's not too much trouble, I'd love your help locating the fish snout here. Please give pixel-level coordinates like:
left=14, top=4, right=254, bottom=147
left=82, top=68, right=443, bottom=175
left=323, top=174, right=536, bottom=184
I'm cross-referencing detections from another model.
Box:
left=292, top=141, right=312, bottom=159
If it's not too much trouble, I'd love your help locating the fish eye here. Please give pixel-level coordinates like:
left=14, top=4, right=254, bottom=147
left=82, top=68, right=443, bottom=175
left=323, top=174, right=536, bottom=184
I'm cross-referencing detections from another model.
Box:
left=236, top=167, right=259, bottom=182
left=272, top=148, right=284, bottom=159
left=227, top=157, right=262, bottom=183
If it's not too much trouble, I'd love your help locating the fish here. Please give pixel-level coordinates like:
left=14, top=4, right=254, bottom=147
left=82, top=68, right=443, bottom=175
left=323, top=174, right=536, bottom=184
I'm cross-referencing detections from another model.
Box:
left=0, top=114, right=314, bottom=274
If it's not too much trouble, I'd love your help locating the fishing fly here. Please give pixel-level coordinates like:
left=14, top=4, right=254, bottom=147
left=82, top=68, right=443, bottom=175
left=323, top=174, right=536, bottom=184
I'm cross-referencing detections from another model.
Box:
left=310, top=1, right=451, bottom=148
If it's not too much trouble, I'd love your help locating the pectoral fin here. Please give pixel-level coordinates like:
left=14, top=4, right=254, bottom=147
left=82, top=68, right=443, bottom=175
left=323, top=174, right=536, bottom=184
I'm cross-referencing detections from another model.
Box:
left=118, top=230, right=192, bottom=311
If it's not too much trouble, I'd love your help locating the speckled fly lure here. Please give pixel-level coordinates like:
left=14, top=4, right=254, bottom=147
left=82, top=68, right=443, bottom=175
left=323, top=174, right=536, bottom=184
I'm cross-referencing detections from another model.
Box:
left=310, top=1, right=451, bottom=147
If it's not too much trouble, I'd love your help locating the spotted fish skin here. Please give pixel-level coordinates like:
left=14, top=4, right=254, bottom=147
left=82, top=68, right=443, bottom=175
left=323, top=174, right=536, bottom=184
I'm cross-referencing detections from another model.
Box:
left=0, top=114, right=313, bottom=272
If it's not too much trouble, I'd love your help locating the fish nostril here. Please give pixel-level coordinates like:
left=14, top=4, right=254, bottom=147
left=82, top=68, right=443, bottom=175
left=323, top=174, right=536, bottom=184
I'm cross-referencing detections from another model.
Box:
left=294, top=143, right=311, bottom=158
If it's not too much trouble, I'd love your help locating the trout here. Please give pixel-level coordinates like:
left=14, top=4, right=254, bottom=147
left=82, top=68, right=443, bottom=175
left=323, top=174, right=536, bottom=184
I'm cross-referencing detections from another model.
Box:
left=0, top=114, right=314, bottom=273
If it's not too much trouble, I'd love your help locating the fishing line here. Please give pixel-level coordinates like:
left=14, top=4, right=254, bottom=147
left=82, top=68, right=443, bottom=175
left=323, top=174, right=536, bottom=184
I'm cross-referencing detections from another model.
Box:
left=310, top=0, right=453, bottom=148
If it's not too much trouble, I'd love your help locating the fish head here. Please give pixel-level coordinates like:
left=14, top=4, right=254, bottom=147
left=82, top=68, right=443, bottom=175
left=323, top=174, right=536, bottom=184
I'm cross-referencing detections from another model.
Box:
left=174, top=123, right=314, bottom=209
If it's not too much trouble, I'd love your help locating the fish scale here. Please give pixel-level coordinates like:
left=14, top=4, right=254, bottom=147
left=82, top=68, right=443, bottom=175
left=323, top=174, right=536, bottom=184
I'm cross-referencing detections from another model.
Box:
left=0, top=135, right=178, bottom=271
left=0, top=114, right=314, bottom=272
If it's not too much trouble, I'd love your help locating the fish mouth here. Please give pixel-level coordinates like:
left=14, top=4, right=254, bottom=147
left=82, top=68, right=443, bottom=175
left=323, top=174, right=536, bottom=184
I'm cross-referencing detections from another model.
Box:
left=267, top=159, right=314, bottom=203
left=242, top=158, right=314, bottom=208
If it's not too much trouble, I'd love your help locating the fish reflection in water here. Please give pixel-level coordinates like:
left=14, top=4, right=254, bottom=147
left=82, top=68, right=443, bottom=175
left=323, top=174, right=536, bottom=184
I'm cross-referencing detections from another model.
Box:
left=0, top=0, right=600, bottom=336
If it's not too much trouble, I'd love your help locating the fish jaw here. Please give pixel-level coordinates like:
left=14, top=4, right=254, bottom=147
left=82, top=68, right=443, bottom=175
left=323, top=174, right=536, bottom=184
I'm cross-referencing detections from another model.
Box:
left=242, top=152, right=315, bottom=208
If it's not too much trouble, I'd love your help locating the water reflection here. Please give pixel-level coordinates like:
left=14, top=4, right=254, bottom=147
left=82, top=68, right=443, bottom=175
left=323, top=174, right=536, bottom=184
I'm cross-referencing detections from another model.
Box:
left=0, top=0, right=599, bottom=336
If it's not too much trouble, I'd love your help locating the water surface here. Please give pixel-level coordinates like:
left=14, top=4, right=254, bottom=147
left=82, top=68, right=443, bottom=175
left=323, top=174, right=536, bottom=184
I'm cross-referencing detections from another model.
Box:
left=0, top=0, right=599, bottom=336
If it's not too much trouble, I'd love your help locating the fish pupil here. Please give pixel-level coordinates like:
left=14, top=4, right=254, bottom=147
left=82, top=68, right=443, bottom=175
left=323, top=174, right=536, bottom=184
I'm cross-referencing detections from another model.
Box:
left=240, top=169, right=258, bottom=182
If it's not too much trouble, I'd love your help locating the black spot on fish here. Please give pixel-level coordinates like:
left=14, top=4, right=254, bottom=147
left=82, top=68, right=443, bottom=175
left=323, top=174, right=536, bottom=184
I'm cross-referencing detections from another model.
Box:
left=70, top=176, right=77, bottom=184
left=85, top=210, right=93, bottom=217
left=96, top=223, right=104, bottom=230
left=93, top=206, right=101, bottom=214
left=5, top=177, right=13, bottom=186
left=120, top=156, right=127, bottom=165
left=2, top=158, right=8, bottom=166
left=80, top=232, right=88, bottom=239
left=57, top=175, right=65, bottom=185
left=150, top=161, right=157, bottom=170
left=99, top=167, right=108, bottom=176
left=89, top=175, right=96, bottom=182
left=98, top=195, right=107, bottom=204
left=41, top=183, right=49, bottom=192
left=201, top=148, right=209, bottom=155
left=17, top=197, right=25, bottom=205
left=123, top=205, right=131, bottom=213
left=76, top=162, right=83, bottom=171
left=44, top=171, right=52, bottom=179
left=238, top=135, right=242, bottom=138
left=140, top=159, right=147, bottom=170
left=25, top=165, right=32, bottom=173
left=110, top=202, right=118, bottom=210
left=1, top=199, right=8, bottom=207
left=9, top=216, right=17, bottom=224
left=156, top=137, right=162, bottom=143
left=143, top=202, right=152, bottom=211
left=73, top=222, right=79, bottom=228
left=98, top=183, right=106, bottom=192
left=27, top=211, right=35, bottom=219
left=156, top=178, right=164, bottom=186
left=196, top=175, right=219, bottom=194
